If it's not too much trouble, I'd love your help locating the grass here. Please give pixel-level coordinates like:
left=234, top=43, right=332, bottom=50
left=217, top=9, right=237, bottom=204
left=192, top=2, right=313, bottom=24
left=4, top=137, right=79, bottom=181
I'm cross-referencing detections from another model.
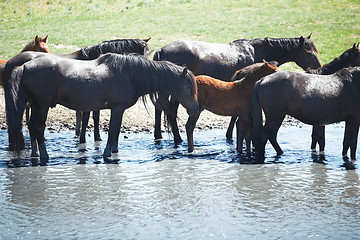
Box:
left=0, top=0, right=359, bottom=71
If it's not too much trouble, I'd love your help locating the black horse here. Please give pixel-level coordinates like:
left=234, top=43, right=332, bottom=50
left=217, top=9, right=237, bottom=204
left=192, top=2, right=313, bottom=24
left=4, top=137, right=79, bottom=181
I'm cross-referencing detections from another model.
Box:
left=307, top=43, right=360, bottom=153
left=3, top=38, right=151, bottom=143
left=153, top=34, right=321, bottom=143
left=71, top=38, right=151, bottom=143
left=4, top=53, right=198, bottom=160
left=252, top=66, right=360, bottom=163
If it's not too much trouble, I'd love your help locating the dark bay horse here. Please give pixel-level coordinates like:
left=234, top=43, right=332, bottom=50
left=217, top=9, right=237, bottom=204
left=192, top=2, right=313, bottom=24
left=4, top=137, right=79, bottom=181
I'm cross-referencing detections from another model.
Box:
left=4, top=53, right=198, bottom=160
left=2, top=38, right=151, bottom=143
left=252, top=67, right=360, bottom=163
left=69, top=38, right=151, bottom=143
left=186, top=61, right=279, bottom=155
left=0, top=35, right=49, bottom=85
left=153, top=34, right=321, bottom=142
left=307, top=43, right=360, bottom=153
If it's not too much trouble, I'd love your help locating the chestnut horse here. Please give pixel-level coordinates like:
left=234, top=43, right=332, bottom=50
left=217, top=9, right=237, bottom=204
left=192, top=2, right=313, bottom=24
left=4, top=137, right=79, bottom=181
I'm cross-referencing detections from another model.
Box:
left=186, top=61, right=279, bottom=155
left=252, top=66, right=360, bottom=163
left=0, top=35, right=49, bottom=85
left=306, top=43, right=360, bottom=153
left=4, top=53, right=198, bottom=160
left=154, top=34, right=321, bottom=143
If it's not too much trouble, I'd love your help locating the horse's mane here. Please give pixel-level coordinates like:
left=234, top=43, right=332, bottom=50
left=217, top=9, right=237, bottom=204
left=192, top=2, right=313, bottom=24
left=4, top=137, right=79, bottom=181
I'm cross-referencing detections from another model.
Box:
left=97, top=53, right=193, bottom=103
left=307, top=46, right=360, bottom=75
left=81, top=39, right=149, bottom=60
left=264, top=37, right=316, bottom=52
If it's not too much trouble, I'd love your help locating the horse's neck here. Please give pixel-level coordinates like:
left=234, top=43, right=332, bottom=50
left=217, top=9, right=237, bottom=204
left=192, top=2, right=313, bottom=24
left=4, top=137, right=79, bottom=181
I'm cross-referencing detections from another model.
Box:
left=315, top=57, right=349, bottom=75
left=61, top=50, right=83, bottom=59
left=259, top=39, right=295, bottom=65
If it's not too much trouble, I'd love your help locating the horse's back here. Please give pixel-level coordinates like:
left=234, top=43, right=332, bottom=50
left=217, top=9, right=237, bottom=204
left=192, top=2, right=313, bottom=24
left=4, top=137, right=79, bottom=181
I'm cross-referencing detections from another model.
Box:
left=155, top=40, right=254, bottom=80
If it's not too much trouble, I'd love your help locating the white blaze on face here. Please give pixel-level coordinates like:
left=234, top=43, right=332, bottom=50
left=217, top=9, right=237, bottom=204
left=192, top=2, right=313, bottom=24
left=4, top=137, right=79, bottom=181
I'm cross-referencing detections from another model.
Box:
left=304, top=76, right=344, bottom=98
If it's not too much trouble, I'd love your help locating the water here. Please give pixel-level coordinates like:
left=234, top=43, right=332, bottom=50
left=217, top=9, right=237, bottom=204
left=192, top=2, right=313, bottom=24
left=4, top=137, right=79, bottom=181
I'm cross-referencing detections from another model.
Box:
left=0, top=123, right=359, bottom=239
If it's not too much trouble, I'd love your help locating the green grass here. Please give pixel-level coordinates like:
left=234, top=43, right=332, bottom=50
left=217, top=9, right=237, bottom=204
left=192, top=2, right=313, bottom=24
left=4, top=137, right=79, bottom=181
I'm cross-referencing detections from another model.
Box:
left=0, top=0, right=359, bottom=71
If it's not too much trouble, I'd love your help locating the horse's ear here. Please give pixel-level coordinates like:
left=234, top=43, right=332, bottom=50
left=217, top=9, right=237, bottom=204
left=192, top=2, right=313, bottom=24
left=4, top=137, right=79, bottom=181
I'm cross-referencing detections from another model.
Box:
left=299, top=36, right=305, bottom=45
left=181, top=67, right=188, bottom=77
left=268, top=60, right=279, bottom=67
left=357, top=43, right=360, bottom=49
left=35, top=35, right=40, bottom=44
left=43, top=35, right=48, bottom=43
left=143, top=37, right=151, bottom=42
left=307, top=33, right=312, bottom=39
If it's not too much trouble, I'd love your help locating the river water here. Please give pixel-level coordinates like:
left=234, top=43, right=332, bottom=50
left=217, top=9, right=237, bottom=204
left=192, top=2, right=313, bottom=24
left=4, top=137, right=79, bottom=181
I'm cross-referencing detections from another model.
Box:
left=0, top=123, right=359, bottom=239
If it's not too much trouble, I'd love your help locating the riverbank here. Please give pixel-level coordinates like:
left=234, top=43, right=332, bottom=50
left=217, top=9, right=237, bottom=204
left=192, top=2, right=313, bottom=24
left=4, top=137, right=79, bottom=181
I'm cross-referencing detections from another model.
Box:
left=0, top=88, right=300, bottom=138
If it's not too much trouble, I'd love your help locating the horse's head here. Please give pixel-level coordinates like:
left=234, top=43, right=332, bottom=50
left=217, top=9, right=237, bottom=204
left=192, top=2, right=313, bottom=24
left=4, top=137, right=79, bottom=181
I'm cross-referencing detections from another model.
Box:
left=291, top=34, right=321, bottom=70
left=139, top=37, right=151, bottom=57
left=33, top=35, right=50, bottom=53
left=174, top=67, right=199, bottom=115
left=347, top=43, right=360, bottom=67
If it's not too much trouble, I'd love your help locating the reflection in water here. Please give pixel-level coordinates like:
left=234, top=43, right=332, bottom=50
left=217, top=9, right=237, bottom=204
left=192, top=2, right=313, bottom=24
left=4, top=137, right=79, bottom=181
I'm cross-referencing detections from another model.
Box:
left=0, top=123, right=359, bottom=239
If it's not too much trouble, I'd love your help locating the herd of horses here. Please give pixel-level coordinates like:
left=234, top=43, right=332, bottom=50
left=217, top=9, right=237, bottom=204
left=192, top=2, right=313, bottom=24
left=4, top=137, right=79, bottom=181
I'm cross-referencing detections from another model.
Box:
left=1, top=34, right=360, bottom=164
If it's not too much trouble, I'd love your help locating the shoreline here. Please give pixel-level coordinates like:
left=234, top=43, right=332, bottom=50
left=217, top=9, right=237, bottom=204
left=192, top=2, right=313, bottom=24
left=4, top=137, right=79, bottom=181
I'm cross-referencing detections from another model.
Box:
left=0, top=88, right=299, bottom=137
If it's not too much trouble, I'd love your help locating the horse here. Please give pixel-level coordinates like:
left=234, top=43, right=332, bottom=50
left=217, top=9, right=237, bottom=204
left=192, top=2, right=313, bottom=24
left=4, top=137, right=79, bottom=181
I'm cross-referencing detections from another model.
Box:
left=69, top=38, right=151, bottom=143
left=0, top=35, right=49, bottom=85
left=186, top=61, right=279, bottom=155
left=2, top=38, right=151, bottom=143
left=153, top=34, right=321, bottom=143
left=4, top=53, right=198, bottom=160
left=252, top=66, right=360, bottom=163
left=306, top=43, right=360, bottom=154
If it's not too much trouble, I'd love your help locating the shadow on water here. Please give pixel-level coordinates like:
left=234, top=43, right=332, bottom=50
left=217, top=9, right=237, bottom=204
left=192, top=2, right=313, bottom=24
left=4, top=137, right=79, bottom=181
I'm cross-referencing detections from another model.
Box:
left=0, top=122, right=358, bottom=170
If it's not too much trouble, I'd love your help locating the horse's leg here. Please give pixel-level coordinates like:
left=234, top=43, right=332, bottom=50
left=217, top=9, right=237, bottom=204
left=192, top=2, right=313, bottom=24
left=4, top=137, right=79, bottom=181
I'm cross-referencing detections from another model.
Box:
left=93, top=110, right=102, bottom=142
left=264, top=115, right=285, bottom=156
left=167, top=97, right=182, bottom=144
left=242, top=118, right=252, bottom=157
left=185, top=111, right=201, bottom=153
left=342, top=122, right=351, bottom=159
left=29, top=105, right=49, bottom=160
left=79, top=112, right=90, bottom=144
left=103, top=106, right=125, bottom=158
left=317, top=126, right=326, bottom=154
left=226, top=116, right=237, bottom=140
left=235, top=118, right=244, bottom=154
left=111, top=128, right=120, bottom=153
left=154, top=108, right=163, bottom=140
left=75, top=111, right=82, bottom=137
left=350, top=124, right=359, bottom=160
left=344, top=121, right=360, bottom=160
left=28, top=115, right=39, bottom=158
left=310, top=126, right=318, bottom=151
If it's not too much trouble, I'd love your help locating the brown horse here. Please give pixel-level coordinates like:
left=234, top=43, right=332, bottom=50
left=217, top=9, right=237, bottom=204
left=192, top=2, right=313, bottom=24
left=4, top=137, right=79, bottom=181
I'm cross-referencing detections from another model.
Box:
left=154, top=34, right=321, bottom=143
left=0, top=35, right=49, bottom=85
left=306, top=43, right=360, bottom=154
left=186, top=61, right=279, bottom=155
left=252, top=66, right=360, bottom=163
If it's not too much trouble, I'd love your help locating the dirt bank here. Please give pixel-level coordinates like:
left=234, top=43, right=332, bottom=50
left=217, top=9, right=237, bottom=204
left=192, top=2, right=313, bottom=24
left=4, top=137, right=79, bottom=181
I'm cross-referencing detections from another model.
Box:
left=0, top=88, right=298, bottom=138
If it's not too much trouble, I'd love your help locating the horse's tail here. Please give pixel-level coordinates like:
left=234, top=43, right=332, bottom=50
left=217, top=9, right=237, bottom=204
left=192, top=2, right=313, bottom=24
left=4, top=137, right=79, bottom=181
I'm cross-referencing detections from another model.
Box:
left=153, top=48, right=162, bottom=61
left=252, top=80, right=264, bottom=161
left=4, top=64, right=26, bottom=154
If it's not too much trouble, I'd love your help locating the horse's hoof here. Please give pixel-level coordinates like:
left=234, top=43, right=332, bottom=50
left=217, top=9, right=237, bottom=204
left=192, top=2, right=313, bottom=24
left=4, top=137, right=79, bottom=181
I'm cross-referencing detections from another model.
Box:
left=154, top=133, right=163, bottom=140
left=174, top=138, right=183, bottom=145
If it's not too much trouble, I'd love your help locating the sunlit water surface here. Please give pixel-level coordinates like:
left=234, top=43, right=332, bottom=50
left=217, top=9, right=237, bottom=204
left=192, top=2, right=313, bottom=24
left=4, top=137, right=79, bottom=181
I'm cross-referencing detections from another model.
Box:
left=0, top=123, right=359, bottom=239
